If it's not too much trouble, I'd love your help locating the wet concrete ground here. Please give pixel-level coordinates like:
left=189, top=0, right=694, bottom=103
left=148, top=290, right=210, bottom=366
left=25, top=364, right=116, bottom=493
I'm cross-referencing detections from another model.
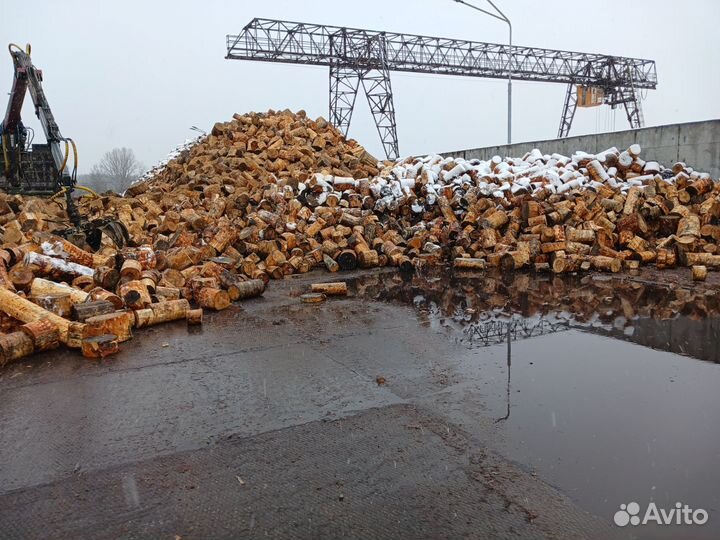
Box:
left=0, top=267, right=719, bottom=539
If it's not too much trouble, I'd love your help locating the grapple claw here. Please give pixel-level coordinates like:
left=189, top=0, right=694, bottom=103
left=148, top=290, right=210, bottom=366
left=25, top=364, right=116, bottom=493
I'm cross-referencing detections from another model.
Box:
left=53, top=219, right=130, bottom=252
left=94, top=219, right=130, bottom=249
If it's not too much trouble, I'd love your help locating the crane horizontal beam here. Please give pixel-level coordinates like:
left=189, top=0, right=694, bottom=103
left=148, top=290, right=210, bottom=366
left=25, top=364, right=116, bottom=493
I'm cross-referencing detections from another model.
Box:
left=226, top=18, right=657, bottom=89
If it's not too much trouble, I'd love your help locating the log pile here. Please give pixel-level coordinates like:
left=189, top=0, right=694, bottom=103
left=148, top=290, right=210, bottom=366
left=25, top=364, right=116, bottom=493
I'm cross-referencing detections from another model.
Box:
left=0, top=230, right=267, bottom=365
left=112, top=115, right=719, bottom=284
left=288, top=147, right=719, bottom=276
left=0, top=108, right=718, bottom=367
left=87, top=112, right=720, bottom=287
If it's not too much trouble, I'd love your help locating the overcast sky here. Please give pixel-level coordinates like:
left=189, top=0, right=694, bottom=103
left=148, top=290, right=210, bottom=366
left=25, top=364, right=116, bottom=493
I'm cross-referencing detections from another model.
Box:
left=3, top=0, right=719, bottom=171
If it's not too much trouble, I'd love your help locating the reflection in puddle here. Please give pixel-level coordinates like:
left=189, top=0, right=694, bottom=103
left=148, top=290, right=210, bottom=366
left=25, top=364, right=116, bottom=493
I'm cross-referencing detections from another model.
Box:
left=351, top=269, right=720, bottom=363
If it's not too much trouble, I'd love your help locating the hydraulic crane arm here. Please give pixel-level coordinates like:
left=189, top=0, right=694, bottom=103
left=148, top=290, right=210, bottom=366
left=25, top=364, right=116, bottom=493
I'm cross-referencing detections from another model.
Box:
left=1, top=43, right=75, bottom=190
left=0, top=43, right=129, bottom=249
left=2, top=44, right=29, bottom=134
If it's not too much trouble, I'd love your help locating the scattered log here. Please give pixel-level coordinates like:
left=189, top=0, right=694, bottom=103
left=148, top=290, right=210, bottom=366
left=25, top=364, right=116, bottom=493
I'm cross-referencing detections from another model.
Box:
left=94, top=266, right=120, bottom=290
left=20, top=319, right=60, bottom=352
left=336, top=250, right=357, bottom=271
left=311, top=282, right=348, bottom=296
left=120, top=259, right=143, bottom=281
left=589, top=256, right=622, bottom=273
left=31, top=293, right=73, bottom=319
left=72, top=300, right=115, bottom=322
left=133, top=309, right=155, bottom=329
left=209, top=228, right=237, bottom=254
left=186, top=308, right=203, bottom=325
left=656, top=248, right=677, bottom=269
left=155, top=286, right=181, bottom=301
left=148, top=299, right=190, bottom=324
left=566, top=229, right=595, bottom=244
left=0, top=260, right=16, bottom=291
left=30, top=277, right=89, bottom=304
left=0, top=331, right=35, bottom=366
left=39, top=236, right=95, bottom=267
left=160, top=268, right=186, bottom=288
left=117, top=280, right=152, bottom=309
left=141, top=276, right=157, bottom=296
left=197, top=287, right=230, bottom=311
left=8, top=265, right=35, bottom=290
left=301, top=292, right=326, bottom=303
left=88, top=287, right=124, bottom=310
left=692, top=265, right=708, bottom=281
left=25, top=252, right=94, bottom=278
left=81, top=335, right=120, bottom=359
left=0, top=287, right=84, bottom=347
left=72, top=275, right=95, bottom=291
left=323, top=254, right=340, bottom=272
left=83, top=312, right=133, bottom=342
left=682, top=252, right=720, bottom=268
left=228, top=279, right=265, bottom=301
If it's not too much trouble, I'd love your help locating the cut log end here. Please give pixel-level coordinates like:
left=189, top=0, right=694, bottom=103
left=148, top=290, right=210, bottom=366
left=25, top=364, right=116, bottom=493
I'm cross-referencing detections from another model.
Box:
left=84, top=312, right=134, bottom=343
left=197, top=288, right=231, bottom=311
left=81, top=334, right=120, bottom=360
left=0, top=331, right=35, bottom=366
left=20, top=319, right=60, bottom=352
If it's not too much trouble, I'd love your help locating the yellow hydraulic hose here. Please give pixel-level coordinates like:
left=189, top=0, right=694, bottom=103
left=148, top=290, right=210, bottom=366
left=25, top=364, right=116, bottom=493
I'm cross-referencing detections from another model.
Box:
left=74, top=185, right=99, bottom=198
left=51, top=185, right=100, bottom=201
left=58, top=140, right=70, bottom=174
left=67, top=138, right=78, bottom=173
left=50, top=187, right=68, bottom=202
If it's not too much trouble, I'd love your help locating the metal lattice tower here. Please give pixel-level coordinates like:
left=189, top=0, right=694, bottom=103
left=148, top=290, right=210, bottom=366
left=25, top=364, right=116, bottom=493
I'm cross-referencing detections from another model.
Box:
left=226, top=18, right=657, bottom=159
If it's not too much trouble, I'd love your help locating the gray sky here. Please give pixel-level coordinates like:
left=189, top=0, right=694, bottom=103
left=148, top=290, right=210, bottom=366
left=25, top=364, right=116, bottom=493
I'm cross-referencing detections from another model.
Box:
left=3, top=0, right=719, bottom=171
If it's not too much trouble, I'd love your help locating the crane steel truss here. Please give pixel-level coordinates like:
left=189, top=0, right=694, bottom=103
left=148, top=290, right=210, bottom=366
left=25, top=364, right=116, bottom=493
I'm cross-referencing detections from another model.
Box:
left=226, top=18, right=657, bottom=159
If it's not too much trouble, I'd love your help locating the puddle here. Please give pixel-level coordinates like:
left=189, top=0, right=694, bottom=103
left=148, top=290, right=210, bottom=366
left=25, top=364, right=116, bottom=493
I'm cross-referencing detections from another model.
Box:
left=350, top=269, right=720, bottom=539
left=351, top=269, right=720, bottom=362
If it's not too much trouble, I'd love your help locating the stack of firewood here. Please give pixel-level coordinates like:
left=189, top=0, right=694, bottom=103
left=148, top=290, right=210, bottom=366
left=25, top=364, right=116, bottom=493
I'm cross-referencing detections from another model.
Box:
left=0, top=108, right=718, bottom=366
left=0, top=230, right=266, bottom=364
left=110, top=113, right=720, bottom=284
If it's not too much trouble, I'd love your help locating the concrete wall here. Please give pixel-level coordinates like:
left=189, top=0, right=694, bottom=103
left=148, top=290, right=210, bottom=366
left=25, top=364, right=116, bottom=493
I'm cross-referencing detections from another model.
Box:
left=441, top=119, right=720, bottom=179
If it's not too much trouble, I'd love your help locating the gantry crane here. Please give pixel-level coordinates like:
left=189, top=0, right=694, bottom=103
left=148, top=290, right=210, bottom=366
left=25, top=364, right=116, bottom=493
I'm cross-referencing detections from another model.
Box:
left=226, top=18, right=657, bottom=159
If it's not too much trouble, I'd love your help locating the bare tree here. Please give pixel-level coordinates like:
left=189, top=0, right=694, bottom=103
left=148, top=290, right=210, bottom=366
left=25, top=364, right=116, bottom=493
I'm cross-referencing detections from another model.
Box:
left=90, top=148, right=143, bottom=192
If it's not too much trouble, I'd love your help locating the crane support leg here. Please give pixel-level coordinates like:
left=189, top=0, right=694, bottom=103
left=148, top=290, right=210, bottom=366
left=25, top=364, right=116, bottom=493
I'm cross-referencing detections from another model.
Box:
left=329, top=64, right=361, bottom=138
left=329, top=64, right=400, bottom=160
left=557, top=83, right=578, bottom=139
left=361, top=67, right=399, bottom=160
left=329, top=34, right=399, bottom=160
left=620, top=87, right=644, bottom=129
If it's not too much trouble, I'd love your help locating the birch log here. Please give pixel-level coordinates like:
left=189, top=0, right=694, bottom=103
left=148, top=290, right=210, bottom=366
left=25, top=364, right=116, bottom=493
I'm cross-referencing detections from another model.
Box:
left=0, top=287, right=84, bottom=347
